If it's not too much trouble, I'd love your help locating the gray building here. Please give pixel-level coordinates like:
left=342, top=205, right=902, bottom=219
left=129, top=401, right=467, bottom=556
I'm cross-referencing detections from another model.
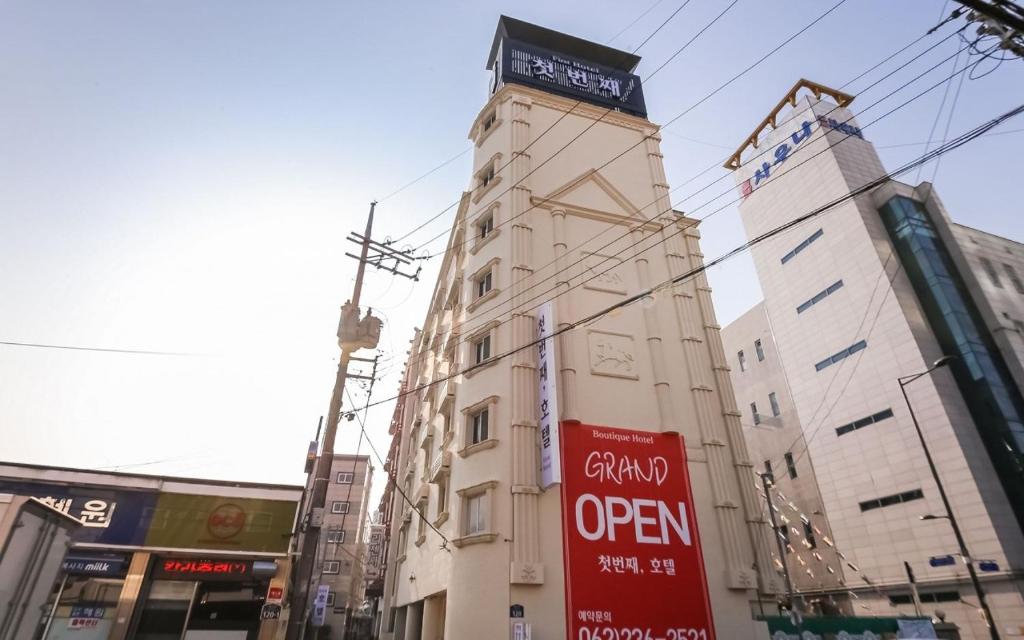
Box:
left=309, top=453, right=373, bottom=636
left=725, top=79, right=1024, bottom=638
left=722, top=302, right=847, bottom=604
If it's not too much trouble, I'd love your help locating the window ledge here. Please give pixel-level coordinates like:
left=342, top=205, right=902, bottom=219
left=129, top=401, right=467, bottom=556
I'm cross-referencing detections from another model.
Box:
left=459, top=438, right=498, bottom=458
left=472, top=175, right=503, bottom=204
left=462, top=356, right=499, bottom=379
left=451, top=532, right=498, bottom=548
left=476, top=119, right=503, bottom=146
left=466, top=287, right=501, bottom=314
left=433, top=511, right=450, bottom=527
left=470, top=228, right=501, bottom=255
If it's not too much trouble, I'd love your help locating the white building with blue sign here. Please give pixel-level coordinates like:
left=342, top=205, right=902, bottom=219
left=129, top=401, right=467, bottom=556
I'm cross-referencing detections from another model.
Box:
left=726, top=79, right=1024, bottom=639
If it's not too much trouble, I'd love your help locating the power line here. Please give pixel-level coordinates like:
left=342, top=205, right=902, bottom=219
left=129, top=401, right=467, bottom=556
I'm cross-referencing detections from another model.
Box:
left=875, top=127, right=1024, bottom=148
left=345, top=102, right=1024, bottom=417
left=386, top=0, right=697, bottom=246
left=378, top=147, right=472, bottom=203
left=0, top=340, right=196, bottom=357
left=752, top=39, right=1008, bottom=485
left=409, top=0, right=846, bottom=256
left=606, top=0, right=666, bottom=45
left=630, top=0, right=693, bottom=52
left=393, top=27, right=970, bottom=376
left=343, top=386, right=452, bottom=550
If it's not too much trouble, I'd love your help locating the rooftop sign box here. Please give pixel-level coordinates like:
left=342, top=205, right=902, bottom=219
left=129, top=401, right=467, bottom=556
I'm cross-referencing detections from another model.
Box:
left=487, top=16, right=647, bottom=118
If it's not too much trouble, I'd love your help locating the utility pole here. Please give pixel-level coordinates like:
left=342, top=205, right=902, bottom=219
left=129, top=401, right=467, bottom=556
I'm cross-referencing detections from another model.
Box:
left=287, top=202, right=420, bottom=640
left=760, top=473, right=804, bottom=638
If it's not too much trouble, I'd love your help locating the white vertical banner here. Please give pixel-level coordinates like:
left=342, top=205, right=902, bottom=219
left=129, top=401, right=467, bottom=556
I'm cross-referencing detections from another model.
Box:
left=311, top=584, right=329, bottom=626
left=537, top=301, right=561, bottom=488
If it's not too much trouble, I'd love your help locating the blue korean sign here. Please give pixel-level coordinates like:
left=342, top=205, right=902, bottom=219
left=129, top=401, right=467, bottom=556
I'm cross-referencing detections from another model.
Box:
left=0, top=479, right=157, bottom=547
left=62, top=554, right=129, bottom=577
left=498, top=39, right=646, bottom=117
left=739, top=113, right=867, bottom=199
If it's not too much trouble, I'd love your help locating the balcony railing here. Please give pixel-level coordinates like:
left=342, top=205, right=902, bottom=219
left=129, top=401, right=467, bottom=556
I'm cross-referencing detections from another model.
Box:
left=429, top=451, right=452, bottom=483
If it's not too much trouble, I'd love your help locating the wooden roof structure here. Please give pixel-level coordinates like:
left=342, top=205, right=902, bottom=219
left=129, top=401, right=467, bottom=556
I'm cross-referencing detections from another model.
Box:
left=724, top=79, right=855, bottom=170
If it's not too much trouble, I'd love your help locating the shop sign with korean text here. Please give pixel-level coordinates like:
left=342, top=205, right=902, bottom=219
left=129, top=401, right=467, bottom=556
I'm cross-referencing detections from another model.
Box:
left=498, top=39, right=646, bottom=117
left=153, top=557, right=252, bottom=581
left=560, top=423, right=715, bottom=640
left=537, top=301, right=560, bottom=488
left=0, top=479, right=156, bottom=546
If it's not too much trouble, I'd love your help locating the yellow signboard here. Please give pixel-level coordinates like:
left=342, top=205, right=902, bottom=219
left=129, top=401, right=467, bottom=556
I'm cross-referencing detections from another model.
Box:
left=143, top=493, right=296, bottom=554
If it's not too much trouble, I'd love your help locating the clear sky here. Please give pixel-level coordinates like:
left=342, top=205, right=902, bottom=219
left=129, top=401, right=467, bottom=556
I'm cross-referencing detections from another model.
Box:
left=1, top=0, right=1021, bottom=511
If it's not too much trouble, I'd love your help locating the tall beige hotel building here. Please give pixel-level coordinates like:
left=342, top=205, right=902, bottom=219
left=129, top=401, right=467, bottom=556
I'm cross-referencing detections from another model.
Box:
left=378, top=16, right=781, bottom=640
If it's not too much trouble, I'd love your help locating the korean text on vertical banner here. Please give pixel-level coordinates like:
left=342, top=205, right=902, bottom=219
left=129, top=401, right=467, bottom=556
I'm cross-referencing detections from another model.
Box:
left=537, top=301, right=560, bottom=488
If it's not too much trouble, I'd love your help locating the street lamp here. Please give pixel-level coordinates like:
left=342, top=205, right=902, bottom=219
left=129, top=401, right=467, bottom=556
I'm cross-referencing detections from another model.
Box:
left=898, top=356, right=1001, bottom=640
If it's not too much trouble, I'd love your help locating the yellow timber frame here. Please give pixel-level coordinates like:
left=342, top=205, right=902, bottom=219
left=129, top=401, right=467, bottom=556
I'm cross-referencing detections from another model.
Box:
left=724, top=78, right=855, bottom=170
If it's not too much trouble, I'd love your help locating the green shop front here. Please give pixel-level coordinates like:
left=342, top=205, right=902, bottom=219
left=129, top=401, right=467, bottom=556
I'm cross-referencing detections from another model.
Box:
left=0, top=464, right=300, bottom=640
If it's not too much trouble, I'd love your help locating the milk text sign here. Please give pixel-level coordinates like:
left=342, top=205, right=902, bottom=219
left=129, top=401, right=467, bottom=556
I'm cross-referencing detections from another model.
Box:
left=538, top=301, right=561, bottom=488
left=560, top=424, right=715, bottom=640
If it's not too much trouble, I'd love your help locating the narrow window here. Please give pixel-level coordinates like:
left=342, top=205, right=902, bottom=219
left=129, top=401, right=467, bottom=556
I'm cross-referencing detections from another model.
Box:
left=482, top=111, right=497, bottom=132
left=480, top=164, right=495, bottom=188
left=476, top=270, right=493, bottom=298
left=763, top=460, right=774, bottom=483
left=437, top=478, right=449, bottom=515
left=781, top=228, right=824, bottom=264
left=416, top=500, right=427, bottom=540
left=327, top=529, right=346, bottom=544
left=474, top=335, right=491, bottom=364
left=769, top=392, right=781, bottom=417
left=777, top=525, right=790, bottom=552
left=802, top=521, right=817, bottom=549
left=784, top=452, right=798, bottom=479
left=750, top=402, right=760, bottom=425
left=471, top=407, right=490, bottom=444
left=322, top=561, right=340, bottom=574
left=465, top=493, right=487, bottom=535
left=797, top=280, right=844, bottom=313
left=980, top=257, right=1003, bottom=287
left=336, top=472, right=354, bottom=484
left=1004, top=263, right=1024, bottom=294
left=331, top=501, right=350, bottom=514
left=859, top=488, right=924, bottom=512
left=479, top=214, right=494, bottom=240
left=835, top=407, right=894, bottom=436
left=738, top=350, right=747, bottom=372
left=326, top=592, right=336, bottom=607
left=755, top=339, right=765, bottom=362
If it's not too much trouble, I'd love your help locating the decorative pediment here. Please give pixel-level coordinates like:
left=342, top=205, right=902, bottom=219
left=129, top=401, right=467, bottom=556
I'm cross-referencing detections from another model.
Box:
left=531, top=169, right=663, bottom=230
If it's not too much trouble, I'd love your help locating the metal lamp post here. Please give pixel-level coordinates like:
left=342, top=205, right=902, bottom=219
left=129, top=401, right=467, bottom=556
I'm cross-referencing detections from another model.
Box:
left=898, top=355, right=1001, bottom=640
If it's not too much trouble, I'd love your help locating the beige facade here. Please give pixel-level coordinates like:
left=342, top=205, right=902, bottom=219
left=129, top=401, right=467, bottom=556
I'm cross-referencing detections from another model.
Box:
left=313, top=453, right=372, bottom=634
left=721, top=302, right=847, bottom=602
left=729, top=84, right=1024, bottom=638
left=950, top=223, right=1024, bottom=392
left=378, top=18, right=781, bottom=640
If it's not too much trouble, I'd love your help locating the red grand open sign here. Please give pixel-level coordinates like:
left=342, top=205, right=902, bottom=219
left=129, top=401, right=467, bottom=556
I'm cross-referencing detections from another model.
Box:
left=560, top=423, right=716, bottom=640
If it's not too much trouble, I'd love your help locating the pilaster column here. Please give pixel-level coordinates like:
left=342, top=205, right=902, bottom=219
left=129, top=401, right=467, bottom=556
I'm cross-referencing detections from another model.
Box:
left=551, top=207, right=579, bottom=422
left=629, top=225, right=678, bottom=433
left=508, top=95, right=544, bottom=585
